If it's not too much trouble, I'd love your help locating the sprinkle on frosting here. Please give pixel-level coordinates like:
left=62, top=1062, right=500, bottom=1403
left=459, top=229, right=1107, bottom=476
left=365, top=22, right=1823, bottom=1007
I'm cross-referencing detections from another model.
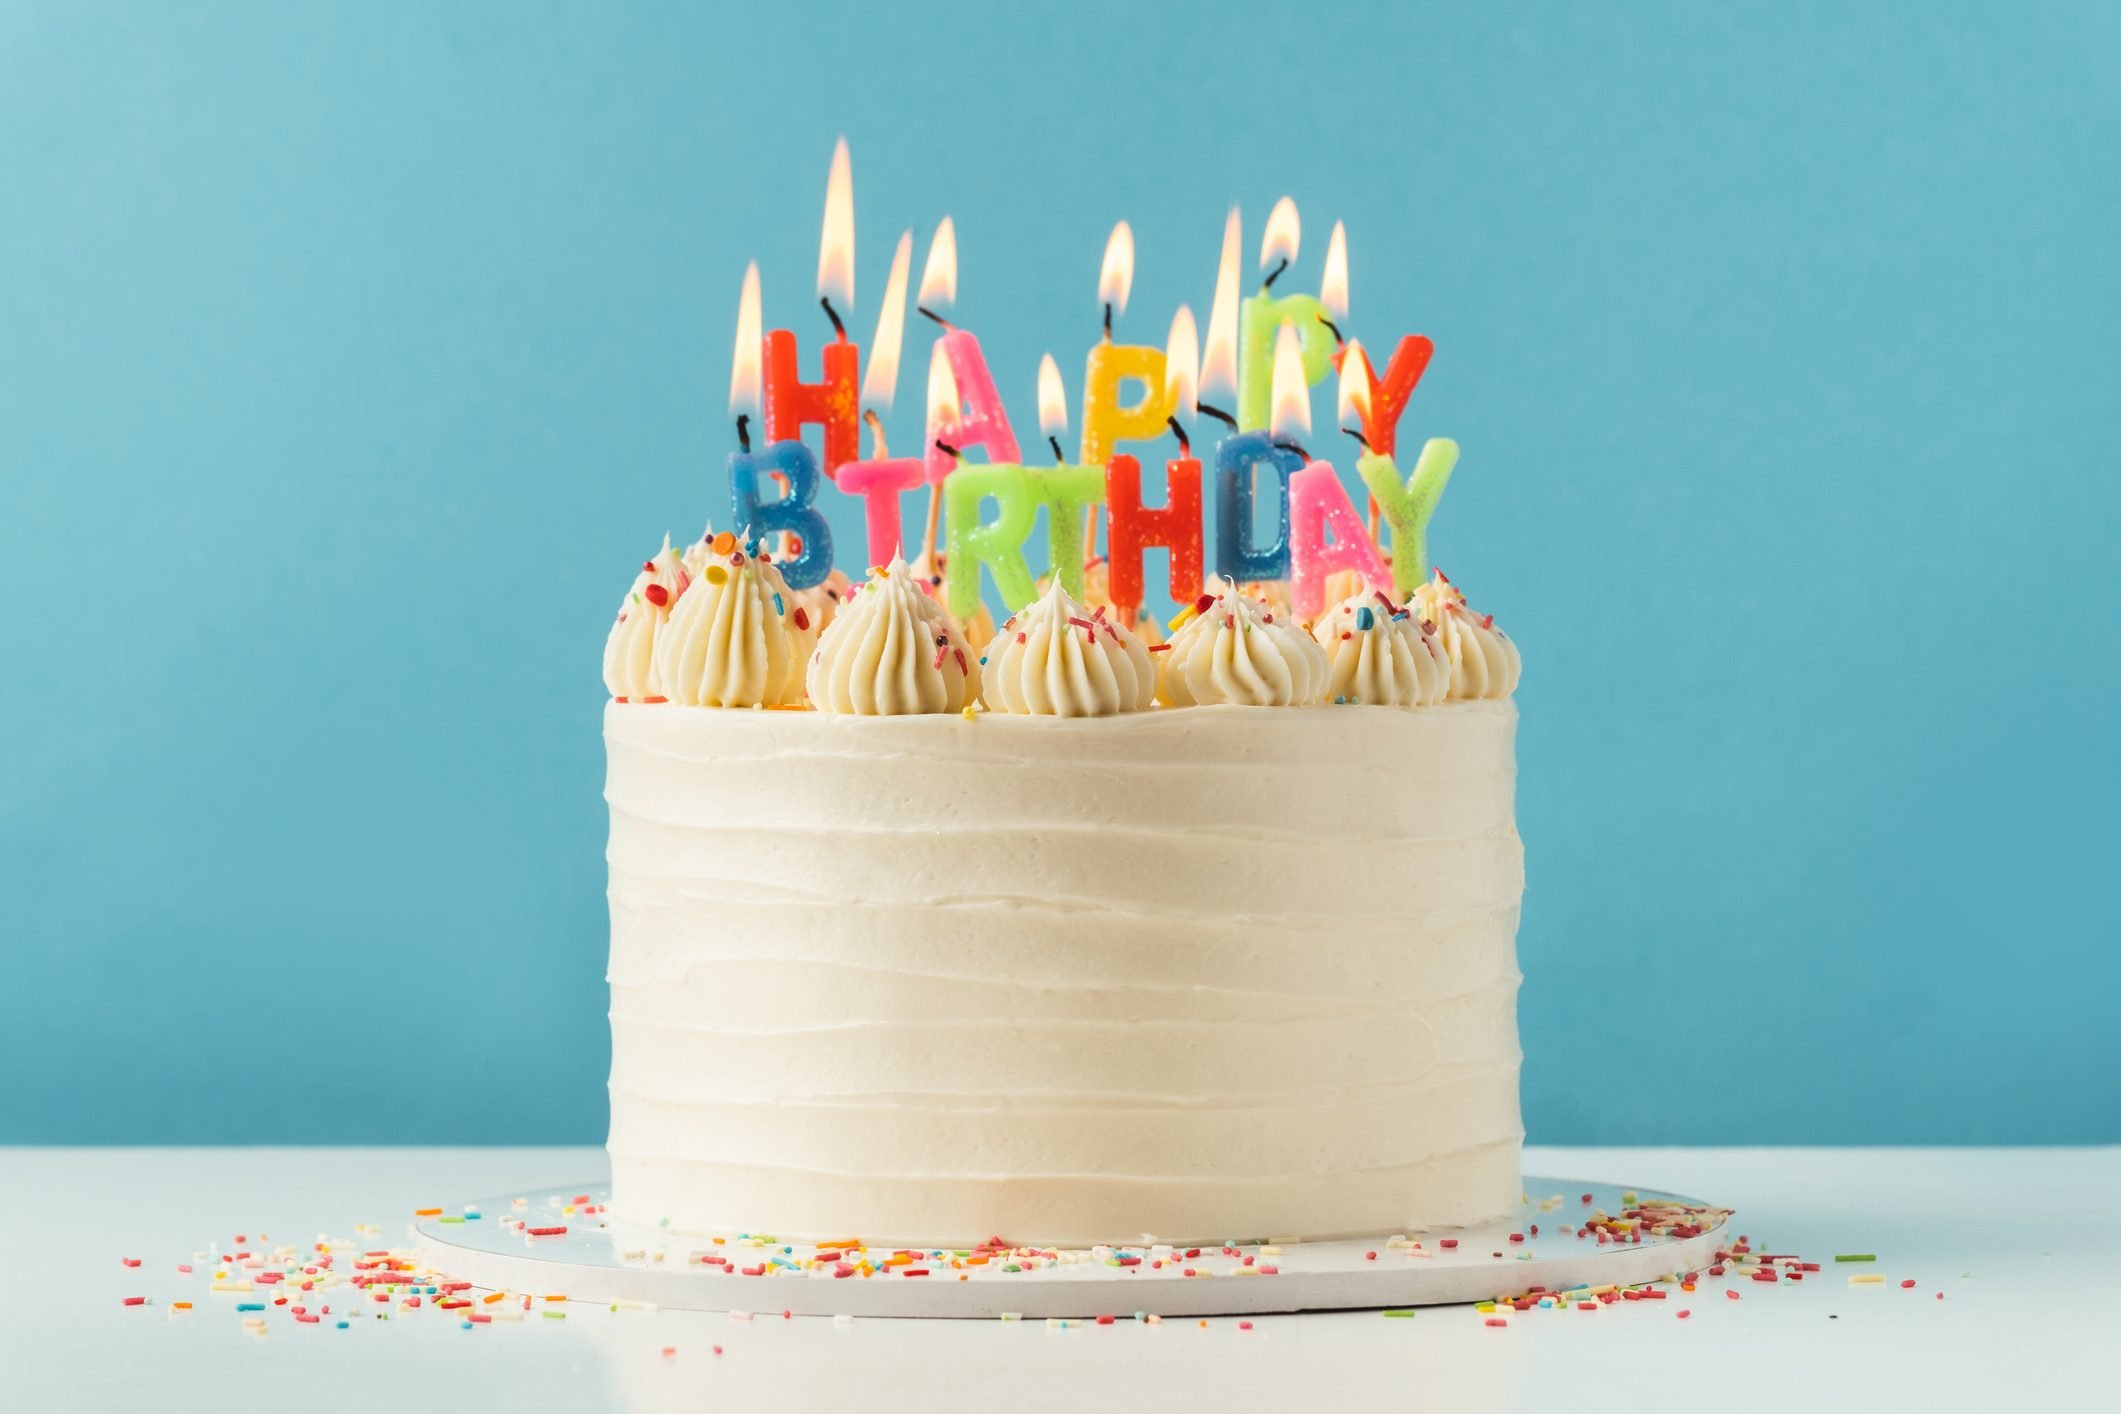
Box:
left=603, top=538, right=692, bottom=701
left=1155, top=579, right=1328, bottom=708
left=1411, top=570, right=1522, bottom=700
left=783, top=567, right=849, bottom=666
left=980, top=582, right=1156, bottom=717
left=807, top=557, right=980, bottom=715
left=653, top=540, right=803, bottom=707
left=1311, top=585, right=1450, bottom=707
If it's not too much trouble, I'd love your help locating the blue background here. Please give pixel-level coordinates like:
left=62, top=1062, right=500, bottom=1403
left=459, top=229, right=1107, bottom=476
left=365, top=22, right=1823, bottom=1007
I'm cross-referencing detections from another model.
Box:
left=4, top=1, right=2116, bottom=1145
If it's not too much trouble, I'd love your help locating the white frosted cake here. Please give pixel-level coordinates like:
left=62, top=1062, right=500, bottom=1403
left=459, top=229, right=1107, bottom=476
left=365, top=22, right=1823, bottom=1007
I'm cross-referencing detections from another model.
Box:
left=603, top=546, right=1525, bottom=1246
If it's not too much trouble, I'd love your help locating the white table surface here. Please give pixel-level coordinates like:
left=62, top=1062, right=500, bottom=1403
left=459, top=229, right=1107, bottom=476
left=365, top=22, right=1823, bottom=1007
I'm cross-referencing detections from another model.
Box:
left=4, top=1146, right=2112, bottom=1412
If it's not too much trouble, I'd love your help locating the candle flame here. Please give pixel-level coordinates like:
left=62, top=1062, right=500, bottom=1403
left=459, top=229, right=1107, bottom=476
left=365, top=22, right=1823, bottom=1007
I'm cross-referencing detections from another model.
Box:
left=729, top=261, right=763, bottom=418
left=1200, top=207, right=1242, bottom=404
left=816, top=137, right=854, bottom=311
left=918, top=216, right=957, bottom=309
left=1337, top=338, right=1373, bottom=429
left=1260, top=196, right=1300, bottom=275
left=1037, top=353, right=1067, bottom=438
left=1098, top=220, right=1135, bottom=318
left=1321, top=221, right=1349, bottom=324
left=1164, top=304, right=1199, bottom=420
left=926, top=339, right=960, bottom=427
left=1269, top=321, right=1310, bottom=441
left=861, top=230, right=913, bottom=411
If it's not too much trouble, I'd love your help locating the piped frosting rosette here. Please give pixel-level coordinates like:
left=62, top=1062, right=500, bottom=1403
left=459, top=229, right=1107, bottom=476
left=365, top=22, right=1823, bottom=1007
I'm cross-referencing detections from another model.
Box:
left=980, top=581, right=1156, bottom=717
left=1311, top=584, right=1450, bottom=707
left=602, top=538, right=693, bottom=701
left=911, top=548, right=994, bottom=654
left=653, top=533, right=805, bottom=707
left=807, top=557, right=981, bottom=714
left=1410, top=570, right=1522, bottom=700
left=1156, top=579, right=1328, bottom=708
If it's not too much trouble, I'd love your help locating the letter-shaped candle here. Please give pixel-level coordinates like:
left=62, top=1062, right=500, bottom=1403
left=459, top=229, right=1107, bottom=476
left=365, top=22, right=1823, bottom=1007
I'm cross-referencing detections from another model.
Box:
left=1290, top=459, right=1391, bottom=618
left=1104, top=452, right=1203, bottom=622
left=924, top=330, right=1020, bottom=484
left=942, top=462, right=1038, bottom=620
left=1029, top=462, right=1105, bottom=600
left=1357, top=438, right=1459, bottom=596
left=730, top=440, right=834, bottom=590
left=762, top=331, right=860, bottom=479
left=1238, top=299, right=1335, bottom=432
left=1213, top=433, right=1302, bottom=584
left=1080, top=343, right=1172, bottom=471
left=1339, top=335, right=1434, bottom=457
left=838, top=458, right=926, bottom=568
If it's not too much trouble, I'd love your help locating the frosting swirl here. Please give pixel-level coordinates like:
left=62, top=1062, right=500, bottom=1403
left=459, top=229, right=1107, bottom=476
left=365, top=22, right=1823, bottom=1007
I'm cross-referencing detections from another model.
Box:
left=603, top=538, right=693, bottom=701
left=1311, top=587, right=1449, bottom=707
left=1156, top=580, right=1328, bottom=708
left=1411, top=572, right=1522, bottom=700
left=980, top=581, right=1156, bottom=717
left=653, top=538, right=803, bottom=707
left=783, top=567, right=849, bottom=666
left=807, top=557, right=980, bottom=715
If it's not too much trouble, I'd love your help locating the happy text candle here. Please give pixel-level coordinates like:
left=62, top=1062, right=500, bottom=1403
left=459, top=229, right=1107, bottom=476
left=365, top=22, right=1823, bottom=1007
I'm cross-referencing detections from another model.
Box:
left=839, top=230, right=925, bottom=566
left=917, top=219, right=1020, bottom=487
left=1079, top=221, right=1173, bottom=473
left=1236, top=198, right=1336, bottom=431
left=761, top=138, right=862, bottom=477
left=1342, top=341, right=1457, bottom=595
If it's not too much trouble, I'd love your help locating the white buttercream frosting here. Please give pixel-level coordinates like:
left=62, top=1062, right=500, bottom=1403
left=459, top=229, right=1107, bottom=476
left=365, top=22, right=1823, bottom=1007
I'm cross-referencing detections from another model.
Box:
left=807, top=557, right=980, bottom=715
left=1411, top=572, right=1522, bottom=700
left=602, top=538, right=692, bottom=701
left=980, top=582, right=1156, bottom=717
left=652, top=544, right=803, bottom=708
left=1312, top=587, right=1450, bottom=707
left=604, top=701, right=1524, bottom=1245
left=1156, top=580, right=1328, bottom=708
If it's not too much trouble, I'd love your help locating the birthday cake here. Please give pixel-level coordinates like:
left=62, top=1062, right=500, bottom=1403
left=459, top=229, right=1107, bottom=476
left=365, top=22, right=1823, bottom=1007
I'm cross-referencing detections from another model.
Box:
left=602, top=164, right=1524, bottom=1247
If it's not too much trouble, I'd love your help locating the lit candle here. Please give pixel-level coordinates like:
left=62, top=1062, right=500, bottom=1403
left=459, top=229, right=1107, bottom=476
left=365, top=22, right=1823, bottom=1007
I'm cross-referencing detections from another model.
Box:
left=1236, top=198, right=1337, bottom=432
left=726, top=263, right=833, bottom=588
left=837, top=230, right=926, bottom=567
left=941, top=451, right=1038, bottom=622
left=1031, top=354, right=1105, bottom=599
left=1079, top=220, right=1173, bottom=475
left=1318, top=220, right=1435, bottom=457
left=1104, top=305, right=1204, bottom=623
left=1290, top=350, right=1390, bottom=619
left=1206, top=218, right=1300, bottom=584
left=1341, top=340, right=1457, bottom=597
left=917, top=218, right=1021, bottom=561
left=761, top=137, right=861, bottom=478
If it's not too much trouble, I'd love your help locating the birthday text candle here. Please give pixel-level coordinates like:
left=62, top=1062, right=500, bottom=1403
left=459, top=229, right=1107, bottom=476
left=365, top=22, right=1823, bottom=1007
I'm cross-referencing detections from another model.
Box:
left=1079, top=221, right=1173, bottom=472
left=1343, top=341, right=1457, bottom=595
left=942, top=458, right=1038, bottom=621
left=1029, top=354, right=1104, bottom=599
left=762, top=138, right=861, bottom=477
left=1237, top=198, right=1337, bottom=431
left=1105, top=306, right=1205, bottom=621
left=727, top=268, right=832, bottom=587
left=838, top=229, right=925, bottom=565
left=1212, top=326, right=1308, bottom=584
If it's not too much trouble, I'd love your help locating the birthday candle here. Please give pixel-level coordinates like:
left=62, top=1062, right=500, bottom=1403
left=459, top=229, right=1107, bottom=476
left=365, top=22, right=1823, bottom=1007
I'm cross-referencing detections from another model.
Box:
left=761, top=138, right=861, bottom=477
left=838, top=230, right=925, bottom=565
left=1104, top=306, right=1204, bottom=622
left=918, top=219, right=1021, bottom=487
left=1079, top=221, right=1174, bottom=473
left=1342, top=341, right=1457, bottom=595
left=942, top=459, right=1038, bottom=620
left=1030, top=354, right=1105, bottom=599
left=1236, top=198, right=1337, bottom=432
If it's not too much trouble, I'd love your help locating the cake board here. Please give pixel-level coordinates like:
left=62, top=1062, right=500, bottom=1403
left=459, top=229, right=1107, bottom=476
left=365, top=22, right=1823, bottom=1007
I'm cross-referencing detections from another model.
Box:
left=411, top=1176, right=1731, bottom=1319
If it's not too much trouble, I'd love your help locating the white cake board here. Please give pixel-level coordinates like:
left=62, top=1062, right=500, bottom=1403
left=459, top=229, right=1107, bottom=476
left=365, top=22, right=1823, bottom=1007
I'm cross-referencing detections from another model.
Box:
left=411, top=1177, right=1732, bottom=1319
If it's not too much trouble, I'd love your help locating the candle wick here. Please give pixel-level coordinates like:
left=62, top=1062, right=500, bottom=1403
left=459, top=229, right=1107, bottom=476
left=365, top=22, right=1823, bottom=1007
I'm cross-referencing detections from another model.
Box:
left=863, top=408, right=888, bottom=459
left=1048, top=435, right=1065, bottom=463
left=917, top=306, right=955, bottom=331
left=1197, top=401, right=1239, bottom=432
left=1274, top=438, right=1310, bottom=460
left=736, top=413, right=752, bottom=454
left=934, top=438, right=961, bottom=460
left=1262, top=257, right=1289, bottom=292
left=1318, top=314, right=1343, bottom=344
left=820, top=297, right=847, bottom=340
left=1341, top=424, right=1371, bottom=450
left=1102, top=303, right=1113, bottom=338
left=1167, top=414, right=1190, bottom=457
